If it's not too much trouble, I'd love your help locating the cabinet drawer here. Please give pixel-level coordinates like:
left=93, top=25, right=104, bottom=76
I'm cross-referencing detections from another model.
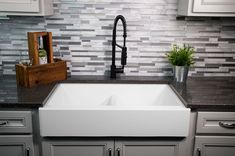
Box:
left=0, top=111, right=32, bottom=134
left=197, top=112, right=235, bottom=134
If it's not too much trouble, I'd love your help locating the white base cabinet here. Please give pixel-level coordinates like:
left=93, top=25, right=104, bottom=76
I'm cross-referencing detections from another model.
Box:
left=0, top=0, right=53, bottom=16
left=178, top=0, right=235, bottom=17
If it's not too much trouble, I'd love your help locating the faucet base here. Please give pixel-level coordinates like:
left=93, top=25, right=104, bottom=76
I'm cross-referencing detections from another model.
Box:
left=110, top=65, right=117, bottom=79
left=110, top=65, right=124, bottom=79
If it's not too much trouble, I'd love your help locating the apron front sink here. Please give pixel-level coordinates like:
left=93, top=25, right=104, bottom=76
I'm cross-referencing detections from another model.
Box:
left=39, top=83, right=190, bottom=137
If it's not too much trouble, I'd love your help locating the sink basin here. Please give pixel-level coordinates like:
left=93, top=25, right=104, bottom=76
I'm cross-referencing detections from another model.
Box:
left=39, top=83, right=190, bottom=137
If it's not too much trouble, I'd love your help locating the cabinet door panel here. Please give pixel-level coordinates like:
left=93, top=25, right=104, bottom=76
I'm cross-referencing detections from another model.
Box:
left=0, top=135, right=34, bottom=156
left=0, top=145, right=24, bottom=156
left=53, top=146, right=106, bottom=156
left=115, top=139, right=181, bottom=156
left=204, top=146, right=235, bottom=156
left=0, top=0, right=39, bottom=12
left=42, top=139, right=114, bottom=156
left=194, top=136, right=235, bottom=156
left=123, top=146, right=175, bottom=156
left=193, top=0, right=235, bottom=13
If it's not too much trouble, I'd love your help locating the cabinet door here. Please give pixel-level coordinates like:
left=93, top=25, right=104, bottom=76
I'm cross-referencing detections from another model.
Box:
left=42, top=139, right=114, bottom=156
left=194, top=136, right=235, bottom=156
left=193, top=0, right=235, bottom=13
left=115, top=139, right=183, bottom=156
left=0, top=135, right=34, bottom=156
left=0, top=0, right=39, bottom=12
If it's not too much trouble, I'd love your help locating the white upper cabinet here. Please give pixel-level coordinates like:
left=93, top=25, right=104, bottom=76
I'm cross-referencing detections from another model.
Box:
left=193, top=0, right=235, bottom=13
left=0, top=0, right=39, bottom=12
left=0, top=0, right=53, bottom=16
left=178, top=0, right=235, bottom=17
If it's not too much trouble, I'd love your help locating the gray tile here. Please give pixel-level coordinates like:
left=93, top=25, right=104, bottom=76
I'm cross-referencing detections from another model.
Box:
left=0, top=0, right=235, bottom=77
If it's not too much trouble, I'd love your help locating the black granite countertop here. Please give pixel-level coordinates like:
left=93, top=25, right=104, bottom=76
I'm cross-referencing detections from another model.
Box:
left=0, top=75, right=235, bottom=110
left=172, top=77, right=235, bottom=111
left=0, top=76, right=56, bottom=108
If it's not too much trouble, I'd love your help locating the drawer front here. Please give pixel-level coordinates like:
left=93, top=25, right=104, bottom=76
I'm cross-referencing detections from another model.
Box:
left=0, top=111, right=32, bottom=134
left=197, top=112, right=235, bottom=134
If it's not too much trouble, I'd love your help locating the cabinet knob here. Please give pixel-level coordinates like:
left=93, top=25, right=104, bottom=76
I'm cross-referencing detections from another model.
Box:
left=219, top=121, right=235, bottom=129
left=108, top=148, right=112, bottom=156
left=117, top=148, right=121, bottom=156
left=197, top=148, right=201, bottom=156
left=26, top=147, right=30, bottom=156
left=0, top=120, right=8, bottom=126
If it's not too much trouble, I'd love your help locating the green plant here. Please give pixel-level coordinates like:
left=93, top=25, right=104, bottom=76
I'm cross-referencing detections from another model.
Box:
left=166, top=44, right=194, bottom=66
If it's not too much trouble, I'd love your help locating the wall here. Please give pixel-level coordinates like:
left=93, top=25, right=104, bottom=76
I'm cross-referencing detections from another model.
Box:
left=0, top=0, right=235, bottom=77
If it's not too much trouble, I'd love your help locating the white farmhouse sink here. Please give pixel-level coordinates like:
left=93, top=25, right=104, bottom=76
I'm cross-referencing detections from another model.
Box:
left=39, top=83, right=190, bottom=137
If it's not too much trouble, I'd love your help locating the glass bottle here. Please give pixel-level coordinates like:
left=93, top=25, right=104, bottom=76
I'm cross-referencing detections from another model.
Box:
left=38, top=36, right=47, bottom=64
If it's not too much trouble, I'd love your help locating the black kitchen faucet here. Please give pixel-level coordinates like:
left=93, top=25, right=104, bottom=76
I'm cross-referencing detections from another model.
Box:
left=110, top=15, right=127, bottom=79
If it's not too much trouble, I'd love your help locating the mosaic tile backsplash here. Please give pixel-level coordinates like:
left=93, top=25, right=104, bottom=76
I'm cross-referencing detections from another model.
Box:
left=0, top=0, right=235, bottom=77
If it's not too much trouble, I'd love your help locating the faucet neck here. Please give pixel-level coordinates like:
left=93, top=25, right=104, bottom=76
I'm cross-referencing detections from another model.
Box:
left=111, top=15, right=127, bottom=79
left=112, top=15, right=127, bottom=47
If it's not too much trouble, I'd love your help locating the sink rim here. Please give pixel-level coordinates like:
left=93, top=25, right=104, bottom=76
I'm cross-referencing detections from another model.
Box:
left=41, top=83, right=187, bottom=110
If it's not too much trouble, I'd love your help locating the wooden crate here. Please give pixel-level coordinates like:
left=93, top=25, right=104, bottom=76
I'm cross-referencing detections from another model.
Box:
left=15, top=59, right=67, bottom=88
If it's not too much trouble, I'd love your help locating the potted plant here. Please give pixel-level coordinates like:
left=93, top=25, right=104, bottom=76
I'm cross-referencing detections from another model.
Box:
left=166, top=44, right=195, bottom=82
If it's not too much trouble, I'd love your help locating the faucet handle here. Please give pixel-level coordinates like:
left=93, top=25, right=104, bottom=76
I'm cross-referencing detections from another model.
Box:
left=121, top=47, right=127, bottom=66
